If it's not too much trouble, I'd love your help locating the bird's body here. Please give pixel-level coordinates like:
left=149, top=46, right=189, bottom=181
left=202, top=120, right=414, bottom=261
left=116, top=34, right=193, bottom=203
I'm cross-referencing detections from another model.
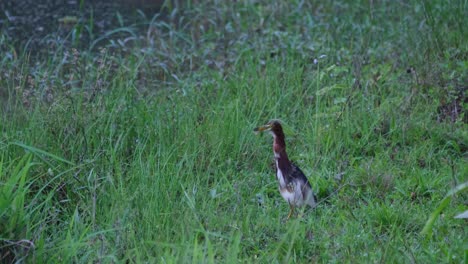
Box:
left=277, top=163, right=316, bottom=208
left=255, top=120, right=316, bottom=218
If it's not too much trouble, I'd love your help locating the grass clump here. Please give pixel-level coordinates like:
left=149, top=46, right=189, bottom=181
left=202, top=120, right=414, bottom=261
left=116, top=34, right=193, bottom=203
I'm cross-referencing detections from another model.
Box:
left=1, top=0, right=467, bottom=262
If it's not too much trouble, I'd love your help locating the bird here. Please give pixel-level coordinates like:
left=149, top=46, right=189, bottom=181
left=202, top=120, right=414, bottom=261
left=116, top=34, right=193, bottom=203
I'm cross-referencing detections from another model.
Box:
left=254, top=120, right=317, bottom=219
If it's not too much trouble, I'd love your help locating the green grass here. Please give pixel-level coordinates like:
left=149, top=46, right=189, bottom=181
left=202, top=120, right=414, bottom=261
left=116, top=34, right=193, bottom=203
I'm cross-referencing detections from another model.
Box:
left=1, top=0, right=467, bottom=262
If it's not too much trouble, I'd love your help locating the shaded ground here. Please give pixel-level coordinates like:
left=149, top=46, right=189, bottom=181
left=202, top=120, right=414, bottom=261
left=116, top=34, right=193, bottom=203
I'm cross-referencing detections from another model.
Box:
left=0, top=1, right=466, bottom=123
left=0, top=0, right=164, bottom=54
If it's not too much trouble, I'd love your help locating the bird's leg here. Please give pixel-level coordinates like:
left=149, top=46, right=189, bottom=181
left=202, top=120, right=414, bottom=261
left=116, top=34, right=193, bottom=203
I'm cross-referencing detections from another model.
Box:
left=287, top=203, right=295, bottom=220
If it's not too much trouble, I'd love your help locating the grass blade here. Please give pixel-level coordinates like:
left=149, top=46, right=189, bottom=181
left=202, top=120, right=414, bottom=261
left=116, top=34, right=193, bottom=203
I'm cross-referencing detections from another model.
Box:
left=421, top=181, right=468, bottom=237
left=11, top=142, right=75, bottom=166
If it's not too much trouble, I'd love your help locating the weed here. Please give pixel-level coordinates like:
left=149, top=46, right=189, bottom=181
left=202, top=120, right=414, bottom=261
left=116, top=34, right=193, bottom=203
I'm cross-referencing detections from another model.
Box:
left=0, top=0, right=467, bottom=262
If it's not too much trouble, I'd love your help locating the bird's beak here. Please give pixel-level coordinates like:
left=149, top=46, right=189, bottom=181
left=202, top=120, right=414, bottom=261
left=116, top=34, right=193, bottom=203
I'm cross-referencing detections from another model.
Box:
left=254, top=124, right=272, bottom=133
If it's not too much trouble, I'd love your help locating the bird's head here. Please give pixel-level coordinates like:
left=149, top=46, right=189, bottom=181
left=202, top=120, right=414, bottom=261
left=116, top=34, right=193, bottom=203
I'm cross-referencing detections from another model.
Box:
left=254, top=120, right=284, bottom=138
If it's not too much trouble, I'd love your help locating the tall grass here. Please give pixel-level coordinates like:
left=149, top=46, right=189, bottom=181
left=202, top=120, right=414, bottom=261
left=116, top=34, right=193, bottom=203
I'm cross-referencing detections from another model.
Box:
left=1, top=0, right=467, bottom=262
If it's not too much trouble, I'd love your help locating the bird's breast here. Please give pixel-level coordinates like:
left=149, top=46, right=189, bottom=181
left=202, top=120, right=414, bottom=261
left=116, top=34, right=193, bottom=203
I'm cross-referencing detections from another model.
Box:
left=275, top=163, right=287, bottom=188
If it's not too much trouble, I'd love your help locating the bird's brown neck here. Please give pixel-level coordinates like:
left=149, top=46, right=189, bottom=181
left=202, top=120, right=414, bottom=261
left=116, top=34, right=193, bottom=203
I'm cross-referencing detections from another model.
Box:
left=273, top=133, right=291, bottom=171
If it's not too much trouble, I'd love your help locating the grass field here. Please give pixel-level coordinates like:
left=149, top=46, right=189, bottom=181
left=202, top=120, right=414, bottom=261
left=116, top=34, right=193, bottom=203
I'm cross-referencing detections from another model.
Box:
left=1, top=0, right=467, bottom=262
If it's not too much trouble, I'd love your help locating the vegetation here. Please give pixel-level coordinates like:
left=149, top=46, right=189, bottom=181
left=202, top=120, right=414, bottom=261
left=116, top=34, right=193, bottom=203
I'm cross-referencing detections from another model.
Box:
left=1, top=0, right=467, bottom=262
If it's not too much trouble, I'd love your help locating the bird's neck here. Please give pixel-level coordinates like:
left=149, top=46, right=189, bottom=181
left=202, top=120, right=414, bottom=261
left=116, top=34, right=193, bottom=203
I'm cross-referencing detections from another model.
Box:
left=273, top=134, right=290, bottom=170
